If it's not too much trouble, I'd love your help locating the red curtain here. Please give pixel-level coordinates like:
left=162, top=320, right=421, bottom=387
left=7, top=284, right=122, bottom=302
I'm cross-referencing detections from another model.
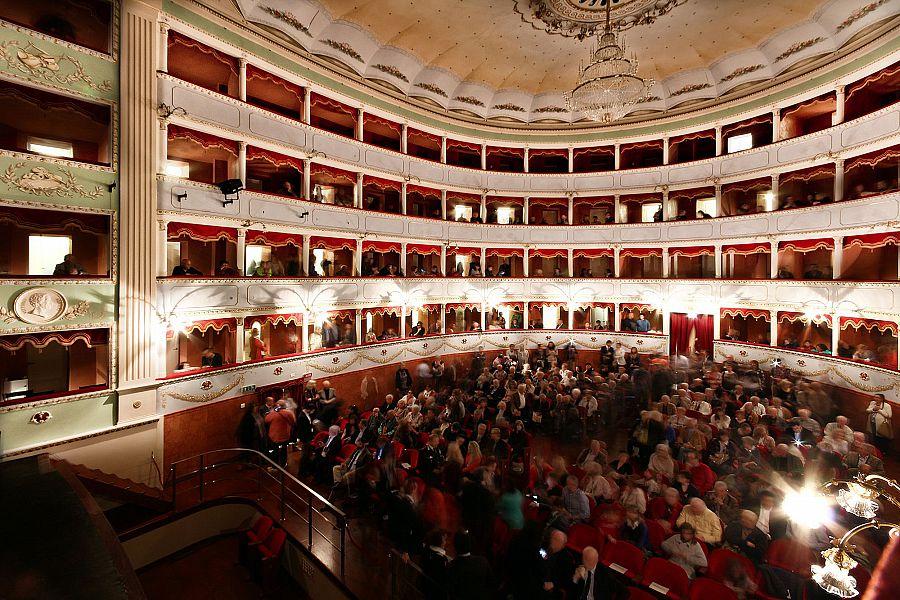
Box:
left=669, top=313, right=692, bottom=356
left=695, top=314, right=714, bottom=355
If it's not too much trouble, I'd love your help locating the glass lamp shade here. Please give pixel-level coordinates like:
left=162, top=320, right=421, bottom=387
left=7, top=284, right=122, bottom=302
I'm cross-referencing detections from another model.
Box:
left=812, top=548, right=859, bottom=598
left=837, top=485, right=879, bottom=519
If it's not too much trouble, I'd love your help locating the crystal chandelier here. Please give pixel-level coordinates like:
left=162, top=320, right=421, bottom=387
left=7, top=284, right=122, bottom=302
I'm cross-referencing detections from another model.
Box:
left=564, top=0, right=653, bottom=123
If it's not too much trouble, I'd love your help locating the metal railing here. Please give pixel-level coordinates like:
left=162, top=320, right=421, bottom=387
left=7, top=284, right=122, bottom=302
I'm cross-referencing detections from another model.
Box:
left=168, top=448, right=347, bottom=578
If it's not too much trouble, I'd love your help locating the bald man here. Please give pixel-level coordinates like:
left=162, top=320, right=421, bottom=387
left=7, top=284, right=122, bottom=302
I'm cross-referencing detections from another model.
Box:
left=541, top=529, right=574, bottom=598
left=724, top=509, right=770, bottom=562
left=572, top=546, right=605, bottom=600
left=675, top=497, right=723, bottom=544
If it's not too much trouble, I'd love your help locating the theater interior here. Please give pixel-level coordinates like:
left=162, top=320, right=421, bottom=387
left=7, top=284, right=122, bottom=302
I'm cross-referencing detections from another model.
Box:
left=3, top=0, right=900, bottom=598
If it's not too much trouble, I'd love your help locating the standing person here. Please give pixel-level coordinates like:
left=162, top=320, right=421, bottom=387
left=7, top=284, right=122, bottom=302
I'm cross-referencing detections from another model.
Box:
left=448, top=531, right=494, bottom=600
left=248, top=328, right=267, bottom=360
left=395, top=363, right=412, bottom=396
left=317, top=380, right=339, bottom=425
left=264, top=400, right=296, bottom=467
left=866, top=393, right=894, bottom=454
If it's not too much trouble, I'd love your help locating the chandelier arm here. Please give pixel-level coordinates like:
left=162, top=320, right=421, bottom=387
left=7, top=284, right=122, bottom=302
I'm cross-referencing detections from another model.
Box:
left=835, top=520, right=900, bottom=553
left=824, top=478, right=900, bottom=511
left=865, top=474, right=900, bottom=497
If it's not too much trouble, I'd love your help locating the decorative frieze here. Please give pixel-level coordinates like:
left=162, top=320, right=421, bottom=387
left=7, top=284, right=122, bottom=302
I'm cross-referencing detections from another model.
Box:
left=0, top=162, right=104, bottom=199
left=259, top=6, right=312, bottom=36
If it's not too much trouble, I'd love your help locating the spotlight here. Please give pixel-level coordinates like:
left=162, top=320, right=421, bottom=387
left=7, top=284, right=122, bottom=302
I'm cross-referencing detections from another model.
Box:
left=217, top=178, right=244, bottom=206
left=783, top=487, right=831, bottom=529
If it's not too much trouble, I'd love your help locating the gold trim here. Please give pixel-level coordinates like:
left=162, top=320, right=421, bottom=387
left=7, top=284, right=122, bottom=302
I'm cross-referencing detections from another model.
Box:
left=0, top=40, right=113, bottom=92
left=165, top=373, right=245, bottom=403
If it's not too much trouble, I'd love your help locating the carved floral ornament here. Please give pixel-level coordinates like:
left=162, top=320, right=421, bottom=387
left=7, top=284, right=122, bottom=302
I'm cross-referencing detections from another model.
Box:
left=0, top=40, right=112, bottom=93
left=0, top=162, right=104, bottom=199
left=0, top=288, right=90, bottom=326
left=165, top=374, right=245, bottom=404
left=259, top=5, right=312, bottom=36
left=514, top=0, right=688, bottom=40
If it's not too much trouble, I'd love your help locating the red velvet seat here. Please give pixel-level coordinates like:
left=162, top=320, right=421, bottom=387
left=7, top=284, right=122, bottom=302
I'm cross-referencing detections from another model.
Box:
left=566, top=523, right=601, bottom=554
left=641, top=557, right=691, bottom=600
left=311, top=430, right=329, bottom=447
left=401, top=448, right=419, bottom=469
left=600, top=540, right=645, bottom=582
left=689, top=577, right=738, bottom=600
left=391, top=440, right=405, bottom=458
left=765, top=538, right=813, bottom=577
left=245, top=515, right=274, bottom=544
left=645, top=518, right=666, bottom=553
left=334, top=443, right=357, bottom=463
left=627, top=586, right=657, bottom=600
left=706, top=548, right=758, bottom=585
left=257, top=528, right=287, bottom=560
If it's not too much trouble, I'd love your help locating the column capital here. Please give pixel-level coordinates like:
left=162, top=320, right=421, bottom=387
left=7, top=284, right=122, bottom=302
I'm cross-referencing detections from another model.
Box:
left=158, top=21, right=170, bottom=33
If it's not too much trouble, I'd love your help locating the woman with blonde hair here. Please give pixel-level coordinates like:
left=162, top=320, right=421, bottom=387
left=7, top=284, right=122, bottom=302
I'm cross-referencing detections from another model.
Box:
left=464, top=440, right=482, bottom=472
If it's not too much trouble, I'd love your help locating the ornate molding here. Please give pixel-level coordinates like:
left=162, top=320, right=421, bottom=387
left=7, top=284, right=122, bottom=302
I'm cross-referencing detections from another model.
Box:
left=719, top=64, right=765, bottom=84
left=372, top=63, right=409, bottom=83
left=455, top=95, right=485, bottom=107
left=670, top=82, right=713, bottom=97
left=321, top=39, right=363, bottom=62
left=0, top=40, right=112, bottom=92
left=533, top=105, right=567, bottom=114
left=165, top=373, right=245, bottom=403
left=513, top=0, right=687, bottom=40
left=413, top=82, right=448, bottom=98
left=0, top=162, right=104, bottom=199
left=492, top=103, right=526, bottom=112
left=837, top=0, right=889, bottom=32
left=775, top=37, right=825, bottom=62
left=259, top=6, right=311, bottom=36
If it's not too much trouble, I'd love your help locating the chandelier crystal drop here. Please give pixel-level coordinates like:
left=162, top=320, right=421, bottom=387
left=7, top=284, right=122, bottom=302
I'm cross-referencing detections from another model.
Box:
left=565, top=0, right=653, bottom=123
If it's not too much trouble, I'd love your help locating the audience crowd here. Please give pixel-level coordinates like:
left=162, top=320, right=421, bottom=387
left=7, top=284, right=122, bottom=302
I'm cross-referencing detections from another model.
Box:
left=239, top=342, right=894, bottom=599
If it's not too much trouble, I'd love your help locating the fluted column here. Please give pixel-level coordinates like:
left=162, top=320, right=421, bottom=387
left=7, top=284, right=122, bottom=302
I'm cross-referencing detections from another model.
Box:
left=356, top=108, right=364, bottom=141
left=302, top=160, right=311, bottom=199
left=715, top=125, right=722, bottom=156
left=157, top=21, right=169, bottom=72
left=613, top=247, right=621, bottom=277
left=356, top=172, right=364, bottom=208
left=567, top=249, right=574, bottom=278
left=302, top=88, right=311, bottom=124
left=523, top=197, right=530, bottom=224
left=714, top=245, right=722, bottom=278
left=568, top=147, right=574, bottom=173
left=770, top=241, right=779, bottom=279
left=834, top=85, right=846, bottom=125
left=400, top=242, right=408, bottom=275
left=772, top=108, right=781, bottom=142
left=834, top=158, right=845, bottom=202
left=523, top=248, right=530, bottom=277
left=236, top=228, right=247, bottom=274
left=832, top=236, right=843, bottom=280
left=401, top=123, right=408, bottom=154
left=614, top=144, right=621, bottom=170
left=441, top=189, right=447, bottom=220
left=238, top=58, right=247, bottom=102
left=118, top=0, right=162, bottom=419
left=481, top=144, right=487, bottom=170
left=524, top=147, right=530, bottom=173
left=440, top=136, right=447, bottom=163
left=662, top=137, right=670, bottom=165
left=662, top=248, right=670, bottom=278
left=237, top=141, right=247, bottom=183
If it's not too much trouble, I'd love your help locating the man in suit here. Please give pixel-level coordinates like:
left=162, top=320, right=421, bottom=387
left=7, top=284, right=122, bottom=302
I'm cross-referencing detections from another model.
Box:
left=541, top=529, right=574, bottom=599
left=395, top=364, right=412, bottom=395
left=315, top=425, right=343, bottom=483
left=421, top=530, right=451, bottom=600
left=448, top=531, right=494, bottom=600
left=418, top=434, right=445, bottom=484
left=842, top=443, right=885, bottom=476
left=724, top=510, right=770, bottom=563
left=332, top=442, right=372, bottom=489
left=483, top=428, right=511, bottom=460
left=572, top=546, right=624, bottom=600
left=781, top=419, right=816, bottom=447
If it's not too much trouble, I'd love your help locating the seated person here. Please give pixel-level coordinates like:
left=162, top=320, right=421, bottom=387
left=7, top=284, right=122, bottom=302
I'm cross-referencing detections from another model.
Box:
left=661, top=523, right=708, bottom=579
left=278, top=181, right=299, bottom=197
left=252, top=260, right=273, bottom=276
left=172, top=259, right=202, bottom=276
left=723, top=510, right=769, bottom=563
left=215, top=260, right=238, bottom=276
left=200, top=348, right=223, bottom=367
left=53, top=254, right=86, bottom=276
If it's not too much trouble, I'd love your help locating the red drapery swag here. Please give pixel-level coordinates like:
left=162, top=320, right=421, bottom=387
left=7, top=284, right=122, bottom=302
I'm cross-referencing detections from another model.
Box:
left=669, top=187, right=716, bottom=202
left=778, top=311, right=832, bottom=325
left=407, top=243, right=441, bottom=256
left=844, top=232, right=900, bottom=249
left=620, top=193, right=663, bottom=204
left=577, top=302, right=614, bottom=310
left=573, top=248, right=614, bottom=258
left=450, top=246, right=481, bottom=257
left=721, top=113, right=772, bottom=138
left=531, top=248, right=568, bottom=259
left=363, top=113, right=402, bottom=135
left=407, top=184, right=441, bottom=199
left=781, top=92, right=836, bottom=119
left=309, top=236, right=355, bottom=251
left=246, top=64, right=303, bottom=97
left=621, top=139, right=663, bottom=152
left=619, top=248, right=662, bottom=258
left=721, top=307, right=771, bottom=321
left=167, top=318, right=236, bottom=339
left=246, top=146, right=305, bottom=172
left=418, top=304, right=442, bottom=313
left=780, top=163, right=836, bottom=185
left=446, top=192, right=481, bottom=204
left=529, top=197, right=569, bottom=208
left=362, top=240, right=402, bottom=253
left=310, top=92, right=357, bottom=117
left=0, top=206, right=108, bottom=235
left=243, top=313, right=302, bottom=327
left=167, top=124, right=238, bottom=156
left=310, top=163, right=357, bottom=184
left=840, top=316, right=899, bottom=335
left=362, top=307, right=401, bottom=317
left=445, top=139, right=481, bottom=152
left=486, top=196, right=525, bottom=206
left=167, top=222, right=237, bottom=243
left=779, top=238, right=835, bottom=253
left=722, top=177, right=771, bottom=194
left=573, top=196, right=613, bottom=207
left=669, top=129, right=715, bottom=147
left=846, top=62, right=900, bottom=101
left=669, top=245, right=714, bottom=258
left=246, top=229, right=303, bottom=248
left=722, top=242, right=771, bottom=255
left=845, top=146, right=900, bottom=172
left=362, top=175, right=403, bottom=193
left=573, top=146, right=614, bottom=158
left=486, top=146, right=524, bottom=158
left=529, top=148, right=568, bottom=158
left=499, top=302, right=524, bottom=310
left=485, top=247, right=524, bottom=258
left=407, top=128, right=441, bottom=147
left=167, top=30, right=238, bottom=74
left=530, top=302, right=566, bottom=309
left=0, top=329, right=108, bottom=352
left=621, top=304, right=655, bottom=313
left=446, top=303, right=480, bottom=313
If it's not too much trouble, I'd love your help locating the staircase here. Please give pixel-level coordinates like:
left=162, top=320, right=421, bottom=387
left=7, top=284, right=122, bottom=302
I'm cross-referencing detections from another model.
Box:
left=52, top=459, right=173, bottom=531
